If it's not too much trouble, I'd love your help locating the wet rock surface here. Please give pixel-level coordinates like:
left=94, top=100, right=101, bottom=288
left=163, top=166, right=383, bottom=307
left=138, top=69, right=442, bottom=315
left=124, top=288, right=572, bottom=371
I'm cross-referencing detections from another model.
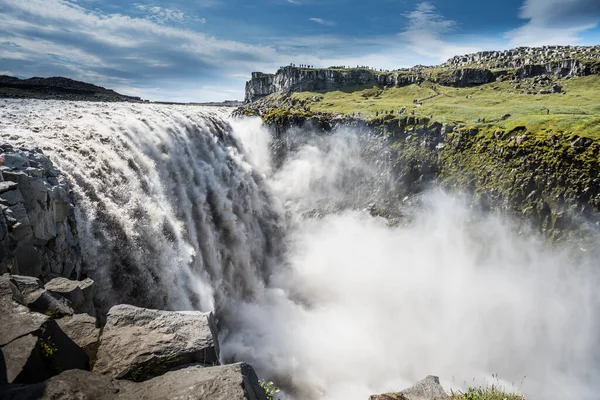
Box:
left=0, top=144, right=81, bottom=280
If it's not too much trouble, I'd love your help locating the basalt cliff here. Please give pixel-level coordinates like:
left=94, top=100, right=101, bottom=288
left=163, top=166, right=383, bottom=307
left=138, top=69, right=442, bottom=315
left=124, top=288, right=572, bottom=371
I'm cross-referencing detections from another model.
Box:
left=245, top=45, right=600, bottom=102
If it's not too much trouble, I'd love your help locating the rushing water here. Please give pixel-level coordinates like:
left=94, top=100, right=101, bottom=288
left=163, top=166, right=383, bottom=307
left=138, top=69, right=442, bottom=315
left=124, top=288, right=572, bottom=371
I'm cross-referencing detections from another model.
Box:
left=1, top=99, right=599, bottom=399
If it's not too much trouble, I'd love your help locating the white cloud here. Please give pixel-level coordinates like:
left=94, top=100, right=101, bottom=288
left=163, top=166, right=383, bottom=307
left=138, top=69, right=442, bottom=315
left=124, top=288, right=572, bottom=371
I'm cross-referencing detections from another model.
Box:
left=506, top=0, right=600, bottom=46
left=0, top=0, right=288, bottom=101
left=399, top=2, right=480, bottom=61
left=309, top=17, right=336, bottom=27
left=134, top=4, right=206, bottom=25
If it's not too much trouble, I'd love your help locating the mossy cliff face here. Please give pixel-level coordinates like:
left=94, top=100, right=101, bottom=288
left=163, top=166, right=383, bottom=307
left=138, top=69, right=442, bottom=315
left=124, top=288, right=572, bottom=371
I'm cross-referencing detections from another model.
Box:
left=256, top=110, right=600, bottom=241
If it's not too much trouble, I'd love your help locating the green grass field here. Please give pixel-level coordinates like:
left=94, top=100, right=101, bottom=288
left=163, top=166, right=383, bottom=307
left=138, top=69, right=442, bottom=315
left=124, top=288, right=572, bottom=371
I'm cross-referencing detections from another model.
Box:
left=277, top=74, right=600, bottom=138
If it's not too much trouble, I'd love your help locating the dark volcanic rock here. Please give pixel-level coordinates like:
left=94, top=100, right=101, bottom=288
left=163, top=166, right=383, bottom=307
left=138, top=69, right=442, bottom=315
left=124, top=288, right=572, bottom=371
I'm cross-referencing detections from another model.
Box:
left=0, top=75, right=142, bottom=102
left=0, top=145, right=81, bottom=280
left=93, top=304, right=219, bottom=381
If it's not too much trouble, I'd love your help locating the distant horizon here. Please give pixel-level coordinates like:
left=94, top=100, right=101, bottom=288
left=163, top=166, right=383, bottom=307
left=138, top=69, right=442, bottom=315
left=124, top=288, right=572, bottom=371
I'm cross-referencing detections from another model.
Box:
left=2, top=0, right=599, bottom=102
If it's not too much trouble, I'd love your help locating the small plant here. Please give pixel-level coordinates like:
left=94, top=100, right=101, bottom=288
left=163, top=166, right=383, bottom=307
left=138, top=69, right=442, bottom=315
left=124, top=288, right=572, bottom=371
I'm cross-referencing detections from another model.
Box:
left=259, top=379, right=280, bottom=399
left=40, top=338, right=58, bottom=359
left=450, top=385, right=525, bottom=400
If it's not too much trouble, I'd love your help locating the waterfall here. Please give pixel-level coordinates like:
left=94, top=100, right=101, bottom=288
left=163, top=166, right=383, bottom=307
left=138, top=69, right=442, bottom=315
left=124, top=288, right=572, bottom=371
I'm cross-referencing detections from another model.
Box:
left=2, top=98, right=600, bottom=400
left=0, top=99, right=284, bottom=315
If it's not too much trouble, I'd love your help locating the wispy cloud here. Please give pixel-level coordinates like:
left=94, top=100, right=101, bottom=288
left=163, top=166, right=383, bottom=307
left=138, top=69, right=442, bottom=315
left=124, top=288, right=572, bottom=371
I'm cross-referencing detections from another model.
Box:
left=309, top=17, right=336, bottom=27
left=286, top=0, right=302, bottom=4
left=506, top=0, right=600, bottom=46
left=0, top=0, right=286, bottom=101
left=399, top=2, right=479, bottom=61
left=134, top=4, right=206, bottom=25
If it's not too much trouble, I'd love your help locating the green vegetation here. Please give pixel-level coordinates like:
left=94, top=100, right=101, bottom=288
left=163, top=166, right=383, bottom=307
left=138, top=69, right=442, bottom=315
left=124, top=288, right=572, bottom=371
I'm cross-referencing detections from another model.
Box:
left=449, top=386, right=524, bottom=400
left=40, top=338, right=58, bottom=359
left=259, top=74, right=600, bottom=138
left=259, top=380, right=280, bottom=399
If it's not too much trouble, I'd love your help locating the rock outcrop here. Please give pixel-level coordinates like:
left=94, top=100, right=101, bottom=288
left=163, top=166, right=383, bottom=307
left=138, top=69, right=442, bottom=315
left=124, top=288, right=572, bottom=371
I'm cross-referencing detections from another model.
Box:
left=369, top=375, right=448, bottom=400
left=0, top=144, right=81, bottom=280
left=93, top=304, right=220, bottom=381
left=443, top=45, right=600, bottom=70
left=0, top=363, right=268, bottom=400
left=245, top=46, right=600, bottom=102
left=245, top=67, right=420, bottom=102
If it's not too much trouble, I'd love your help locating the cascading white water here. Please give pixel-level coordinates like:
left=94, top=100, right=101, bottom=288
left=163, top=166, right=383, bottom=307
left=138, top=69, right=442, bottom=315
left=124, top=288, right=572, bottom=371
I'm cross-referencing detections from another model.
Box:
left=0, top=99, right=284, bottom=315
left=1, top=99, right=600, bottom=400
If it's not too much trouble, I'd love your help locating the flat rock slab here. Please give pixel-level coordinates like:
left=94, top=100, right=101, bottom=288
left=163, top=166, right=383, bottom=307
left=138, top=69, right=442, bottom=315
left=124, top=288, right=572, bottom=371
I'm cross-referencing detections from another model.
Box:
left=94, top=304, right=219, bottom=381
left=0, top=363, right=267, bottom=400
left=370, top=376, right=448, bottom=400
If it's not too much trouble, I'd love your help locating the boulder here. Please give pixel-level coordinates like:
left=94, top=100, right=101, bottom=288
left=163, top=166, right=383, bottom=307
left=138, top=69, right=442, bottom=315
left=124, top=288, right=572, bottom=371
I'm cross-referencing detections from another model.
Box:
left=0, top=275, right=89, bottom=384
left=45, top=277, right=95, bottom=316
left=9, top=274, right=73, bottom=318
left=56, top=314, right=100, bottom=366
left=0, top=363, right=267, bottom=400
left=94, top=305, right=219, bottom=381
left=118, top=363, right=268, bottom=400
left=369, top=376, right=448, bottom=400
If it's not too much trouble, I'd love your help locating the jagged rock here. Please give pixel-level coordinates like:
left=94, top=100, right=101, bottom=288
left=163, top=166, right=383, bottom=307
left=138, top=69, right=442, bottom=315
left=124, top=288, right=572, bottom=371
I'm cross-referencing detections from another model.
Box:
left=56, top=314, right=100, bottom=366
left=499, top=113, right=511, bottom=121
left=0, top=147, right=81, bottom=280
left=0, top=363, right=267, bottom=400
left=369, top=376, right=448, bottom=400
left=45, top=277, right=95, bottom=316
left=9, top=274, right=73, bottom=317
left=93, top=305, right=219, bottom=381
left=0, top=275, right=88, bottom=384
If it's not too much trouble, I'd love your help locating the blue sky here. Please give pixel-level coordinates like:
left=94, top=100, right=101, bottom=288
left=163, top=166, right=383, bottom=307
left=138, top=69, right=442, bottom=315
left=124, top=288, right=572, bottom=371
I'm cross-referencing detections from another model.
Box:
left=1, top=0, right=599, bottom=102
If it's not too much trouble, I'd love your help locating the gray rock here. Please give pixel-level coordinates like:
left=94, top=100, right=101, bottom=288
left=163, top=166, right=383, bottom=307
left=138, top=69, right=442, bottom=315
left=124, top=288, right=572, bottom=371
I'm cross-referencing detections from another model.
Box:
left=56, top=314, right=100, bottom=366
left=9, top=274, right=73, bottom=318
left=369, top=376, right=448, bottom=400
left=0, top=363, right=267, bottom=400
left=0, top=275, right=89, bottom=384
left=118, top=363, right=267, bottom=400
left=94, top=305, right=219, bottom=381
left=0, top=145, right=81, bottom=280
left=45, top=277, right=95, bottom=316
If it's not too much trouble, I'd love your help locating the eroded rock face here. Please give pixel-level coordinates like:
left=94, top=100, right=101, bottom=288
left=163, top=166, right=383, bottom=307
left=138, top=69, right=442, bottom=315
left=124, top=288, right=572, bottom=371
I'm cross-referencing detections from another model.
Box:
left=369, top=375, right=448, bottom=400
left=0, top=363, right=267, bottom=400
left=0, top=144, right=81, bottom=279
left=94, top=304, right=220, bottom=381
